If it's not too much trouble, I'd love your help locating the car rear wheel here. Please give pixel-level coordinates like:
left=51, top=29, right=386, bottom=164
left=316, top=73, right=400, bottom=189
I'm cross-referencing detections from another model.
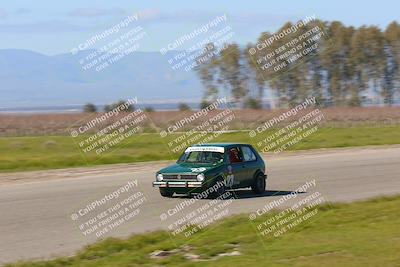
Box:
left=159, top=188, right=174, bottom=197
left=251, top=173, right=266, bottom=194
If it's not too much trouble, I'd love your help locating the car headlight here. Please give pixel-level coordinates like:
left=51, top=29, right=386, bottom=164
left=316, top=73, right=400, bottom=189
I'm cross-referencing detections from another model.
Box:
left=156, top=173, right=163, bottom=181
left=196, top=173, right=205, bottom=182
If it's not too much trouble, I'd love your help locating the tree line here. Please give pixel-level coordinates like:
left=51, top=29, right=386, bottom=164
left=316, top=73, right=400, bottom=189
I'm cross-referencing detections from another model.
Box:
left=195, top=20, right=400, bottom=108
left=83, top=101, right=192, bottom=112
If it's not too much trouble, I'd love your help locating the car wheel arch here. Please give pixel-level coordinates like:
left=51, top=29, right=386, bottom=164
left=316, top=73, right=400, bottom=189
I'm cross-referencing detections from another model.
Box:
left=253, top=169, right=265, bottom=180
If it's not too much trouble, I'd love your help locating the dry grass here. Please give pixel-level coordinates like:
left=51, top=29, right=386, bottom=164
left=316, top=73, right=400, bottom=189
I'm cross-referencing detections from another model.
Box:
left=0, top=107, right=399, bottom=136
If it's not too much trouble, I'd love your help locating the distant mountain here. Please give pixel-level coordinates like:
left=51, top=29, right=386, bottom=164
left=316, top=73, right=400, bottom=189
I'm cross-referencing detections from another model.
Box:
left=0, top=49, right=203, bottom=108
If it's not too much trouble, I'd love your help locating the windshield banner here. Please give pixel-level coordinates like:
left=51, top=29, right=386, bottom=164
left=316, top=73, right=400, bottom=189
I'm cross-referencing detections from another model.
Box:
left=185, top=146, right=224, bottom=153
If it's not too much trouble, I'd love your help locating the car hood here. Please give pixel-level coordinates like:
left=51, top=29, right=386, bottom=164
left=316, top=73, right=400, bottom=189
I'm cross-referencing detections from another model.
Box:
left=158, top=162, right=222, bottom=174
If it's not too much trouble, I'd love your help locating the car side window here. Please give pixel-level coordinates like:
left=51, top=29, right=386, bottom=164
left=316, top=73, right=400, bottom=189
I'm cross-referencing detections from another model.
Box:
left=228, top=147, right=243, bottom=164
left=241, top=146, right=256, bottom=162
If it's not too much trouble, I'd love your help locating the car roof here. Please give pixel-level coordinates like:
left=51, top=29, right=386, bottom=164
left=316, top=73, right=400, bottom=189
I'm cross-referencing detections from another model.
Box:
left=190, top=143, right=250, bottom=148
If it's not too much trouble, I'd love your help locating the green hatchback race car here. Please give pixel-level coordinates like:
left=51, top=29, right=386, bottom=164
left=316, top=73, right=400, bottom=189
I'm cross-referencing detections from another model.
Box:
left=152, top=143, right=267, bottom=198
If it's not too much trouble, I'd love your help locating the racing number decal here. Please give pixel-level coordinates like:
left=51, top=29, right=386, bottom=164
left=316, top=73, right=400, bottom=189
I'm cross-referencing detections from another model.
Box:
left=226, top=174, right=235, bottom=187
left=225, top=165, right=235, bottom=187
left=190, top=167, right=207, bottom=172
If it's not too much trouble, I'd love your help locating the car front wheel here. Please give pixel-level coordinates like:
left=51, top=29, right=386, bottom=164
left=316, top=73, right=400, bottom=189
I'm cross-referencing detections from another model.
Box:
left=159, top=188, right=174, bottom=197
left=251, top=173, right=266, bottom=194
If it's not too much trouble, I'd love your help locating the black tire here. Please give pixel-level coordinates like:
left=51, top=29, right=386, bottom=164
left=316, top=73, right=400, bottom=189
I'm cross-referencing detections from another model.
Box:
left=251, top=173, right=266, bottom=194
left=159, top=188, right=174, bottom=197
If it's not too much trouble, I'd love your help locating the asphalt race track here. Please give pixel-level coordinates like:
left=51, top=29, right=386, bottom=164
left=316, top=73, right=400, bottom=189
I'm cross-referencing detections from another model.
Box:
left=0, top=146, right=399, bottom=264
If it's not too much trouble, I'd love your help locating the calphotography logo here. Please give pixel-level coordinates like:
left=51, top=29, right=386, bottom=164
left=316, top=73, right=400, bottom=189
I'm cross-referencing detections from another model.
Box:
left=249, top=179, right=333, bottom=240
left=69, top=179, right=148, bottom=238
left=70, top=13, right=147, bottom=72
left=249, top=97, right=325, bottom=154
left=68, top=97, right=151, bottom=162
left=158, top=97, right=238, bottom=155
left=247, top=14, right=332, bottom=79
left=1, top=1, right=400, bottom=266
left=159, top=14, right=235, bottom=72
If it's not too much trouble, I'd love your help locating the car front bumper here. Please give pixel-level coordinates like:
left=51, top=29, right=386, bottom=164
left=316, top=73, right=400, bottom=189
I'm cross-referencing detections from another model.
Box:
left=152, top=181, right=203, bottom=188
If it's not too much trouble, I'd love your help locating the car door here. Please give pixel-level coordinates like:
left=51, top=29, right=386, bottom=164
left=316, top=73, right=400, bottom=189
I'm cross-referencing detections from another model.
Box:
left=240, top=145, right=259, bottom=187
left=225, top=146, right=247, bottom=188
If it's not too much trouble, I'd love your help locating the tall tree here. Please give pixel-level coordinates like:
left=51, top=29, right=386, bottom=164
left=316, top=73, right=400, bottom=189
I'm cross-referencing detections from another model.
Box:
left=383, top=21, right=400, bottom=105
left=195, top=43, right=220, bottom=103
left=350, top=26, right=385, bottom=105
left=195, top=20, right=400, bottom=108
left=217, top=44, right=248, bottom=107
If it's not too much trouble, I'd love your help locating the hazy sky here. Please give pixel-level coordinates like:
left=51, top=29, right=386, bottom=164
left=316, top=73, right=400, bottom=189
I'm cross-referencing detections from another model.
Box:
left=0, top=0, right=399, bottom=55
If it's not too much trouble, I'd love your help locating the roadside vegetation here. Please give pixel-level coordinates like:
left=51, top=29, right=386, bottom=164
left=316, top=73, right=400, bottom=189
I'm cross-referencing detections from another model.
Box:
left=0, top=125, right=399, bottom=172
left=6, top=195, right=400, bottom=267
left=195, top=21, right=400, bottom=108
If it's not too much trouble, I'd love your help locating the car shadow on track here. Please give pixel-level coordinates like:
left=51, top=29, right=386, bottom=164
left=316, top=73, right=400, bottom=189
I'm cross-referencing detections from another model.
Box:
left=174, top=190, right=305, bottom=200
left=231, top=189, right=306, bottom=199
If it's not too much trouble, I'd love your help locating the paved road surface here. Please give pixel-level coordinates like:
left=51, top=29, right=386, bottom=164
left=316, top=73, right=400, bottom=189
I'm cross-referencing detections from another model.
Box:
left=1, top=146, right=399, bottom=264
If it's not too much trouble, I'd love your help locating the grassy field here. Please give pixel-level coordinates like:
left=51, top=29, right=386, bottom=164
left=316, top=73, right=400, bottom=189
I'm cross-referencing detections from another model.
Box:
left=7, top=195, right=400, bottom=267
left=0, top=125, right=400, bottom=172
left=1, top=107, right=400, bottom=136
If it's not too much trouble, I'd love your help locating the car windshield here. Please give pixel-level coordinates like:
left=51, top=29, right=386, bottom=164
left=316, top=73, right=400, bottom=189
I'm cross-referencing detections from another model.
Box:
left=177, top=151, right=224, bottom=164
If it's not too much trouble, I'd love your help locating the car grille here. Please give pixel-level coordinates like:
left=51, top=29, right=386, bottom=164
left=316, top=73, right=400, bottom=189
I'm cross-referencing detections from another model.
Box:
left=163, top=174, right=198, bottom=181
